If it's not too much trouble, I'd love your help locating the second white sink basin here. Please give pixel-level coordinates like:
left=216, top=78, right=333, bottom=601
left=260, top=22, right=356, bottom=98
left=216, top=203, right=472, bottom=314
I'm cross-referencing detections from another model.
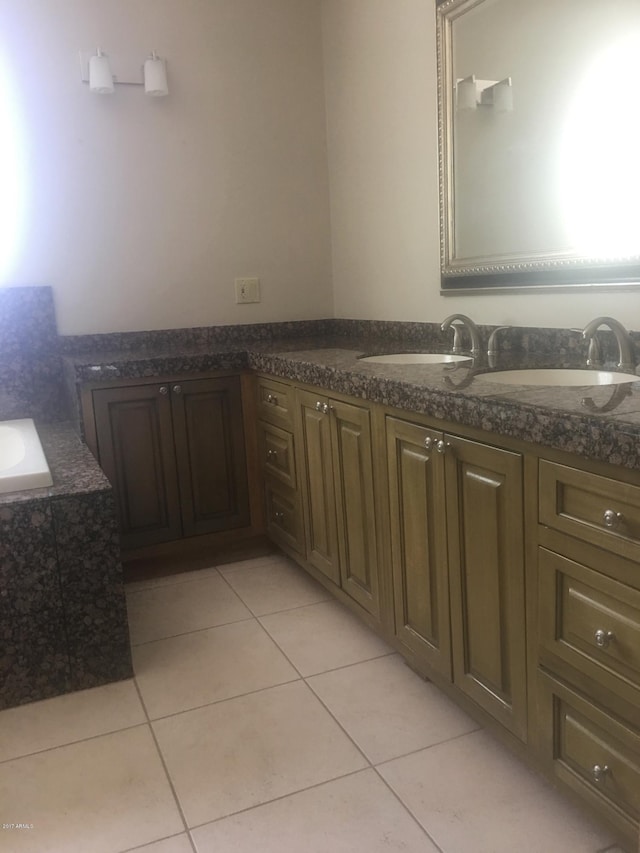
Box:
left=475, top=368, right=637, bottom=387
left=360, top=353, right=472, bottom=365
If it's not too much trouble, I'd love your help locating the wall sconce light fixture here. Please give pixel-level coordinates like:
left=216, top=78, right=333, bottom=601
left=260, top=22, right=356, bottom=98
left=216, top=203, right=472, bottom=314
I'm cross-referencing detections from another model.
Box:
left=144, top=52, right=169, bottom=97
left=456, top=75, right=513, bottom=112
left=89, top=49, right=114, bottom=95
left=81, top=49, right=169, bottom=97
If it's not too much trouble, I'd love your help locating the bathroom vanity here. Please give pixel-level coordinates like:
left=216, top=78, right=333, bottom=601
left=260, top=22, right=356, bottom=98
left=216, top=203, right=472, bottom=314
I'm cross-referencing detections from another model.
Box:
left=64, top=324, right=640, bottom=851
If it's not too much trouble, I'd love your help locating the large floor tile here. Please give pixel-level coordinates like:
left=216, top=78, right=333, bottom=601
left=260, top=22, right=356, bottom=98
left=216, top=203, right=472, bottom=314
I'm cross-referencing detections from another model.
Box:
left=219, top=556, right=330, bottom=616
left=153, top=680, right=368, bottom=827
left=308, top=654, right=480, bottom=763
left=126, top=565, right=221, bottom=592
left=127, top=573, right=252, bottom=644
left=259, top=600, right=392, bottom=675
left=191, top=769, right=438, bottom=852
left=0, top=725, right=183, bottom=853
left=134, top=619, right=298, bottom=719
left=378, top=729, right=616, bottom=853
left=125, top=833, right=194, bottom=853
left=0, top=679, right=146, bottom=762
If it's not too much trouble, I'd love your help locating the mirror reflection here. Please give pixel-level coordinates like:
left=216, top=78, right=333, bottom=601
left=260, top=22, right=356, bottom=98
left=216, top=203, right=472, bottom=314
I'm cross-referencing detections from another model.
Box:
left=437, top=0, right=640, bottom=291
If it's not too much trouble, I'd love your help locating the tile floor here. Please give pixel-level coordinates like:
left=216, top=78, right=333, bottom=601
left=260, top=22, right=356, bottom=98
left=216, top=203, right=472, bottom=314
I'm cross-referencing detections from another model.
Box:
left=0, top=552, right=631, bottom=853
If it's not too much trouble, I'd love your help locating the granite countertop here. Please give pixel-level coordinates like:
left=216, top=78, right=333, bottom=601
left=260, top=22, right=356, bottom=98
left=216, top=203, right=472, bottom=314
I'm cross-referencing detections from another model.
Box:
left=0, top=422, right=111, bottom=506
left=62, top=335, right=640, bottom=472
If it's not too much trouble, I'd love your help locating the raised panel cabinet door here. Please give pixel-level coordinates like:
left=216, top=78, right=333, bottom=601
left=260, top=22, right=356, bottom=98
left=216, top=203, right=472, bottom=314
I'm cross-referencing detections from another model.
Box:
left=93, top=384, right=182, bottom=550
left=297, top=388, right=340, bottom=584
left=171, top=376, right=250, bottom=537
left=386, top=417, right=451, bottom=678
left=330, top=399, right=380, bottom=617
left=445, top=435, right=527, bottom=740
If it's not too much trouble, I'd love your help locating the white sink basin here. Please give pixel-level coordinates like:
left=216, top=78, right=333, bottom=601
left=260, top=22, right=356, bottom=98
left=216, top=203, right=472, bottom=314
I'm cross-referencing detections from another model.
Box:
left=360, top=353, right=472, bottom=365
left=475, top=368, right=637, bottom=387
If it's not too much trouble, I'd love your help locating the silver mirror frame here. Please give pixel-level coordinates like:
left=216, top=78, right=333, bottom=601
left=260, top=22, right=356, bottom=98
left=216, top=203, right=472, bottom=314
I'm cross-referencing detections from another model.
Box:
left=436, top=0, right=640, bottom=293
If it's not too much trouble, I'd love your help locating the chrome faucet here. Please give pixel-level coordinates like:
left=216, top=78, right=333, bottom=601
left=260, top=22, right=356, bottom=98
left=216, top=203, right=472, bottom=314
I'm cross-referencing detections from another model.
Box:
left=486, top=326, right=512, bottom=368
left=581, top=316, right=635, bottom=373
left=441, top=314, right=481, bottom=357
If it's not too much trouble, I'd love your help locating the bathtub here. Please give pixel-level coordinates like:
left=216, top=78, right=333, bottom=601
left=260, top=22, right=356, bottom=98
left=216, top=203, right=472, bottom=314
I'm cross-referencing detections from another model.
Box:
left=0, top=418, right=53, bottom=494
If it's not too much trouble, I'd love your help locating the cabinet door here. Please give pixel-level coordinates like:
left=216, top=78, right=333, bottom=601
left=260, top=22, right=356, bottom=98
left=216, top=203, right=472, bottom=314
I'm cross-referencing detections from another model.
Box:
left=330, top=399, right=380, bottom=617
left=445, top=435, right=527, bottom=740
left=297, top=389, right=340, bottom=584
left=386, top=418, right=451, bottom=678
left=93, top=384, right=182, bottom=550
left=171, top=376, right=250, bottom=537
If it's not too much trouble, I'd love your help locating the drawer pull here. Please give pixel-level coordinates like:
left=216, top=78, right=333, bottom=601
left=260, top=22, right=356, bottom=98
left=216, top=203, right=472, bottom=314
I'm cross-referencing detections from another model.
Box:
left=594, top=629, right=615, bottom=649
left=591, top=764, right=609, bottom=783
left=602, top=509, right=624, bottom=528
left=266, top=393, right=278, bottom=405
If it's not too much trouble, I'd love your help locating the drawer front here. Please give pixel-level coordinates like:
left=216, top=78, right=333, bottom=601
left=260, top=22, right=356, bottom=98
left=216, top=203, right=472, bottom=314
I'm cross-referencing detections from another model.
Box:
left=265, top=481, right=304, bottom=555
left=539, top=460, right=640, bottom=562
left=256, top=377, right=293, bottom=428
left=537, top=673, right=640, bottom=839
left=538, top=548, right=640, bottom=714
left=258, top=421, right=296, bottom=489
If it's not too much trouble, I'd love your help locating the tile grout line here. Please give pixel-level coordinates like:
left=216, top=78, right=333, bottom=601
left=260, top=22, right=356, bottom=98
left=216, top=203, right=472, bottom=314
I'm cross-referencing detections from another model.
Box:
left=118, top=830, right=194, bottom=853
left=371, top=764, right=446, bottom=853
left=132, top=678, right=198, bottom=853
left=185, top=767, right=372, bottom=834
left=130, top=613, right=255, bottom=647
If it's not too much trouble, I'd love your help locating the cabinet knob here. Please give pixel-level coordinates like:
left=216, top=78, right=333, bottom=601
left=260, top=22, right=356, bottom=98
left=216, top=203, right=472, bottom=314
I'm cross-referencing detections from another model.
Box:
left=591, top=764, right=609, bottom=783
left=424, top=437, right=434, bottom=450
left=436, top=439, right=447, bottom=454
left=159, top=385, right=169, bottom=395
left=267, top=449, right=277, bottom=461
left=602, top=509, right=623, bottom=528
left=315, top=401, right=329, bottom=414
left=266, top=393, right=278, bottom=405
left=274, top=510, right=284, bottom=522
left=173, top=384, right=182, bottom=395
left=594, top=629, right=615, bottom=649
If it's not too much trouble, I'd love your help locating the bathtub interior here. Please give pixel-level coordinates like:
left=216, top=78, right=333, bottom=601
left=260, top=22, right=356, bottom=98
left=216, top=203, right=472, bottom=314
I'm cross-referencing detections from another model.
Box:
left=0, top=419, right=53, bottom=494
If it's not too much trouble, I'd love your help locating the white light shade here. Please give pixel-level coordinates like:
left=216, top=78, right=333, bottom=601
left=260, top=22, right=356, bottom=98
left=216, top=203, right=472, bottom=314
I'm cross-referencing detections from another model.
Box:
left=493, top=78, right=513, bottom=112
left=144, top=56, right=168, bottom=97
left=89, top=51, right=114, bottom=94
left=456, top=75, right=477, bottom=110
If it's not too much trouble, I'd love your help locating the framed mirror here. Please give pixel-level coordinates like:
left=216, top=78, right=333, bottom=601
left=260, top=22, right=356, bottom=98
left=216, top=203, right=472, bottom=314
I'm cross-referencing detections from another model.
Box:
left=437, top=0, right=640, bottom=292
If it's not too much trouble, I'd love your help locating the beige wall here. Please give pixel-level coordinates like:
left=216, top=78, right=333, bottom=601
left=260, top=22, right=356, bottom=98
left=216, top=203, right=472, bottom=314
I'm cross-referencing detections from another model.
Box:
left=3, top=0, right=639, bottom=335
left=1, top=0, right=333, bottom=334
left=321, top=0, right=640, bottom=330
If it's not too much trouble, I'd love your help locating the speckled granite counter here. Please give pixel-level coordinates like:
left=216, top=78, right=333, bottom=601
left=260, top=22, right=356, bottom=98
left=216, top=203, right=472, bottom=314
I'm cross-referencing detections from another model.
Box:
left=0, top=422, right=132, bottom=710
left=62, top=333, right=640, bottom=472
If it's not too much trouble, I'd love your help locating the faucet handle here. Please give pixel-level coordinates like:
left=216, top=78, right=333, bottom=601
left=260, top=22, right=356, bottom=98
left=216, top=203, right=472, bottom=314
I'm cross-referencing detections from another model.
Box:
left=487, top=326, right=511, bottom=356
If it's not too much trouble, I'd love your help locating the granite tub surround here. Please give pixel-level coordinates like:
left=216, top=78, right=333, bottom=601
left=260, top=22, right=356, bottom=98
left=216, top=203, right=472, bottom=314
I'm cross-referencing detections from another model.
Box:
left=0, top=422, right=132, bottom=710
left=0, top=286, right=68, bottom=423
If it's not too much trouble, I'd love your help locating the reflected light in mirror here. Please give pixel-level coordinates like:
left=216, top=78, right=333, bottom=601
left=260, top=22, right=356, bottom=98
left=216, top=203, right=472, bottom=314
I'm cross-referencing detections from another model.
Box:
left=0, top=50, right=27, bottom=284
left=559, top=32, right=640, bottom=259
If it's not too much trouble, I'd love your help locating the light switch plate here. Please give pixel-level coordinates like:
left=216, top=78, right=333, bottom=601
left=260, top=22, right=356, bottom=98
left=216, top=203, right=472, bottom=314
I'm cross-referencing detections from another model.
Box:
left=235, top=278, right=261, bottom=304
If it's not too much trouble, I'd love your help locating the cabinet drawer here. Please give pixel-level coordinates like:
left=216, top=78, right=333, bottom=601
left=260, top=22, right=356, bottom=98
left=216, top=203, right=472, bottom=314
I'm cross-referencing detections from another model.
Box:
left=538, top=548, right=640, bottom=713
left=539, top=460, right=640, bottom=562
left=256, top=377, right=293, bottom=428
left=265, top=481, right=304, bottom=555
left=258, top=421, right=296, bottom=489
left=537, top=673, right=640, bottom=839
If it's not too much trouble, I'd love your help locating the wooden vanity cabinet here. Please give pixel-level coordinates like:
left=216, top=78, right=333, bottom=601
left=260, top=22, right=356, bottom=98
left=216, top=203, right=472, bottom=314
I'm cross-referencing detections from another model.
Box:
left=385, top=415, right=527, bottom=740
left=535, top=458, right=640, bottom=847
left=296, top=388, right=382, bottom=619
left=90, top=375, right=250, bottom=550
left=256, top=376, right=305, bottom=556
